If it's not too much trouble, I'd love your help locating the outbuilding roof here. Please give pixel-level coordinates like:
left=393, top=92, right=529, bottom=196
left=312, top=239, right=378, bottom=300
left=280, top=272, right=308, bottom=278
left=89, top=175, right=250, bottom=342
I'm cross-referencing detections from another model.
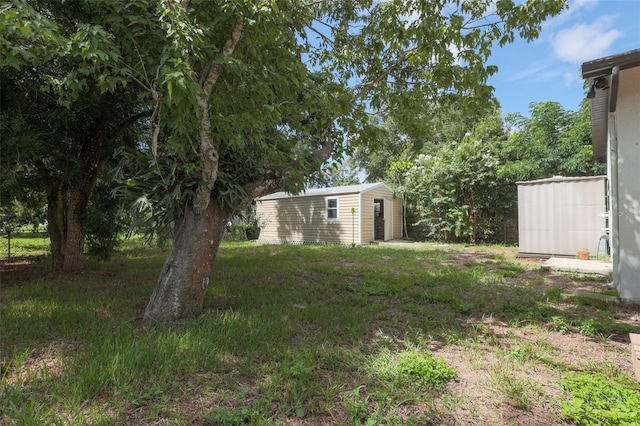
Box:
left=581, top=48, right=640, bottom=163
left=259, top=182, right=392, bottom=201
left=516, top=175, right=606, bottom=186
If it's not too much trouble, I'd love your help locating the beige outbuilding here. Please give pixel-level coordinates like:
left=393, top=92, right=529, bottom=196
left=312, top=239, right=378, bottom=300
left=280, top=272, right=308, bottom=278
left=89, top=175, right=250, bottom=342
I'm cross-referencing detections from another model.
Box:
left=256, top=182, right=402, bottom=245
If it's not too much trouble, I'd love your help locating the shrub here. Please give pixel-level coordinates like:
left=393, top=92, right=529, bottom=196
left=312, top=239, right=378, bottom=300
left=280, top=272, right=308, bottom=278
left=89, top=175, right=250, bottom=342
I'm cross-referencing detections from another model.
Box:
left=84, top=181, right=125, bottom=259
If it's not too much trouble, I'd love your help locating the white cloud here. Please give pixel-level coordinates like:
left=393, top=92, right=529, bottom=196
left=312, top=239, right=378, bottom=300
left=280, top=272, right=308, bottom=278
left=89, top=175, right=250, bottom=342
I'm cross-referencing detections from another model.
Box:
left=572, top=0, right=598, bottom=11
left=544, top=0, right=598, bottom=30
left=552, top=15, right=622, bottom=63
left=563, top=70, right=580, bottom=87
left=506, top=63, right=552, bottom=82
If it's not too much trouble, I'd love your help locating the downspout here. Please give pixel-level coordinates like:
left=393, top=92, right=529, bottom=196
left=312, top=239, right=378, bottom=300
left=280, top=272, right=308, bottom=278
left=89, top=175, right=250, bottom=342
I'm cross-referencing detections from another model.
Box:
left=605, top=112, right=619, bottom=289
left=605, top=66, right=620, bottom=290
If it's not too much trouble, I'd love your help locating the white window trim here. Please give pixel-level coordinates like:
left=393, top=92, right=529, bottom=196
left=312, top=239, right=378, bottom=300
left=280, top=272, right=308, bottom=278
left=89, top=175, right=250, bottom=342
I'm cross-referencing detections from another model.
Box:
left=325, top=197, right=339, bottom=220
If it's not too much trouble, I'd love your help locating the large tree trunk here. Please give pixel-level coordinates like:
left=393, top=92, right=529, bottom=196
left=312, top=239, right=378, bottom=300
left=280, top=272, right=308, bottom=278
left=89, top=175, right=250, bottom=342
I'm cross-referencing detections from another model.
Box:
left=144, top=200, right=232, bottom=322
left=62, top=182, right=89, bottom=271
left=46, top=184, right=87, bottom=272
left=45, top=138, right=105, bottom=271
left=47, top=183, right=67, bottom=272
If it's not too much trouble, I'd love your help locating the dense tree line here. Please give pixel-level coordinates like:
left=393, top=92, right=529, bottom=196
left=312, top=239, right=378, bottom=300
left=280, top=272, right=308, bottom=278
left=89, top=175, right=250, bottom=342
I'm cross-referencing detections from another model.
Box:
left=356, top=100, right=605, bottom=244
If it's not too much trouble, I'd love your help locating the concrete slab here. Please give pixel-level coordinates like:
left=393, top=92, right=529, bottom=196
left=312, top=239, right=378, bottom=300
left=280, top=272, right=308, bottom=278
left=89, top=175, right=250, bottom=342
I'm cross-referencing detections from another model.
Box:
left=542, top=257, right=612, bottom=275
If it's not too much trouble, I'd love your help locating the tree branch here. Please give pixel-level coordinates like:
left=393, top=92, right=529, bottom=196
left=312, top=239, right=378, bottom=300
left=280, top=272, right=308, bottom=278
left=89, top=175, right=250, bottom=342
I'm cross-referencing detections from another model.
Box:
left=244, top=50, right=418, bottom=200
left=192, top=18, right=245, bottom=214
left=202, top=18, right=245, bottom=97
left=306, top=23, right=334, bottom=46
left=350, top=49, right=417, bottom=101
left=115, top=109, right=153, bottom=138
left=244, top=116, right=335, bottom=200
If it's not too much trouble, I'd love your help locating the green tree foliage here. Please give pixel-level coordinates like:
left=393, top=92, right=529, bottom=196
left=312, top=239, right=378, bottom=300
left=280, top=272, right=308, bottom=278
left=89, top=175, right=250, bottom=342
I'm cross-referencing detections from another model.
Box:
left=0, top=200, right=40, bottom=234
left=501, top=101, right=605, bottom=181
left=388, top=160, right=412, bottom=238
left=1, top=1, right=151, bottom=270
left=351, top=116, right=417, bottom=183
left=407, top=111, right=512, bottom=243
left=1, top=0, right=567, bottom=319
left=0, top=65, right=145, bottom=270
left=308, top=161, right=361, bottom=189
left=406, top=101, right=605, bottom=243
left=84, top=180, right=127, bottom=260
left=352, top=104, right=484, bottom=184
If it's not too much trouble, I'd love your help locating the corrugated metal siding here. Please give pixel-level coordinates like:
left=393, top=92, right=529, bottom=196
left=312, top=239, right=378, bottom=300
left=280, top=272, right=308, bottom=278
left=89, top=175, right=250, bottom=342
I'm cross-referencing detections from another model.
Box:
left=256, top=193, right=360, bottom=244
left=517, top=176, right=607, bottom=256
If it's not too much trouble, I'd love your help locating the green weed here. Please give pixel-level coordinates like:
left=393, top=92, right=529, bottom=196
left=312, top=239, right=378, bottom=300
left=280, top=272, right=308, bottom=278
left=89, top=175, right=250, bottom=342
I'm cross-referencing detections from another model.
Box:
left=560, top=372, right=640, bottom=425
left=342, top=385, right=378, bottom=425
left=567, top=273, right=612, bottom=283
left=489, top=367, right=541, bottom=411
left=204, top=405, right=273, bottom=425
left=550, top=316, right=573, bottom=334
left=396, top=352, right=457, bottom=389
left=494, top=263, right=526, bottom=278
left=366, top=347, right=457, bottom=390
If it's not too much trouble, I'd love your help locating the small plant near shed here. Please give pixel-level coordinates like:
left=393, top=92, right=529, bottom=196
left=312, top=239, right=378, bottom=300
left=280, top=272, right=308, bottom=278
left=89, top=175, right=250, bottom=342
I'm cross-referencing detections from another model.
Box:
left=549, top=316, right=573, bottom=334
left=577, top=249, right=590, bottom=260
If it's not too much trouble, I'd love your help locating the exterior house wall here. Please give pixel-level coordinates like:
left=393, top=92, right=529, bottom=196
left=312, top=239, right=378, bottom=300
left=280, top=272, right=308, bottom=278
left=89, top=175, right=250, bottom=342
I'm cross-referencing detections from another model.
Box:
left=614, top=66, right=640, bottom=302
left=257, top=192, right=360, bottom=244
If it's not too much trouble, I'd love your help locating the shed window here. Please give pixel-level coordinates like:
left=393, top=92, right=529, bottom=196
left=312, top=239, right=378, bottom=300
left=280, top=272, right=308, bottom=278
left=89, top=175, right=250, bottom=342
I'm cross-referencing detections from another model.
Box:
left=326, top=197, right=338, bottom=219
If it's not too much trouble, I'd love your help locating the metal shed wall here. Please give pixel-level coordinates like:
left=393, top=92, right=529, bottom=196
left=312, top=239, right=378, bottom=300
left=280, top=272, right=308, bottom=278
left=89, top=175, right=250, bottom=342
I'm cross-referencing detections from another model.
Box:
left=517, top=176, right=607, bottom=257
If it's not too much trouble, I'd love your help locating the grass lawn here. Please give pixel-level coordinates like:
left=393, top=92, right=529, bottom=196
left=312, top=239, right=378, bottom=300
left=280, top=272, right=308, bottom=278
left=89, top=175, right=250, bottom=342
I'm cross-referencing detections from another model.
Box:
left=1, top=237, right=639, bottom=425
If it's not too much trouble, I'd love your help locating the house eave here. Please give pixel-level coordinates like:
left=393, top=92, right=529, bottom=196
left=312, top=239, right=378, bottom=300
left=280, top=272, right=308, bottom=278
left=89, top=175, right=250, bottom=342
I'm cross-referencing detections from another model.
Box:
left=581, top=49, right=640, bottom=164
left=581, top=48, right=640, bottom=79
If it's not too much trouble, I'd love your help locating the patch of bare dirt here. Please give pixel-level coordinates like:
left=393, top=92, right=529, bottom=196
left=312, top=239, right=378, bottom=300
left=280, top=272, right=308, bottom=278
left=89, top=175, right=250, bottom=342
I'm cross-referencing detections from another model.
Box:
left=0, top=256, right=52, bottom=286
left=430, top=318, right=632, bottom=425
left=1, top=256, right=119, bottom=289
left=2, top=340, right=80, bottom=386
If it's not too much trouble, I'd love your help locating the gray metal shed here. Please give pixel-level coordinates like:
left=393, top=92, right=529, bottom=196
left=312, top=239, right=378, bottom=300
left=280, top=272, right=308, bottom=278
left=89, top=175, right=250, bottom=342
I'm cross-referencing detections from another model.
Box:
left=517, top=176, right=607, bottom=257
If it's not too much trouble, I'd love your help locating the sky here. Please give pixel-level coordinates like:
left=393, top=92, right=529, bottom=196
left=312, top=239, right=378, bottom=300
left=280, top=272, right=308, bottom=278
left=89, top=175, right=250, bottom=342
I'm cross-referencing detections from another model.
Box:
left=487, top=0, right=640, bottom=116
